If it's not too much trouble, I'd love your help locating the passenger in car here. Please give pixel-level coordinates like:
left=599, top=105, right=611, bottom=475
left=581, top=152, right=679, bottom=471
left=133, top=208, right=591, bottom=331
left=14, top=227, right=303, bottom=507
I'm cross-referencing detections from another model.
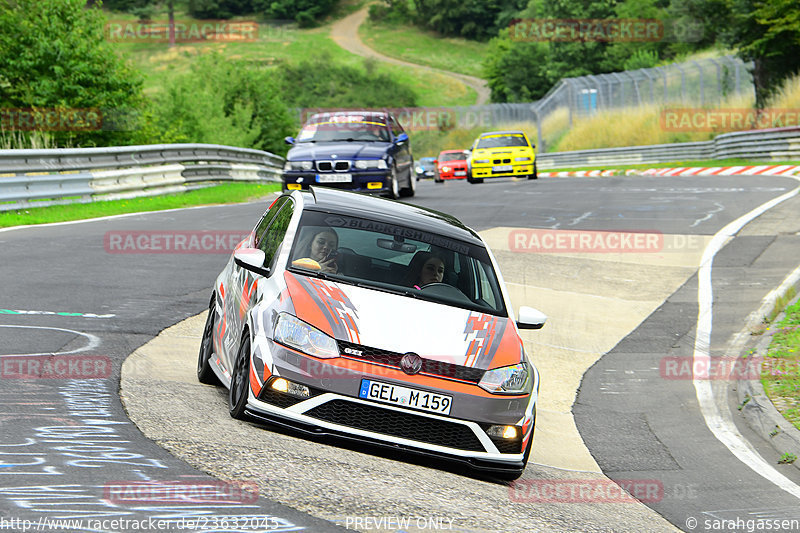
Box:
left=295, top=228, right=339, bottom=273
left=404, top=251, right=445, bottom=289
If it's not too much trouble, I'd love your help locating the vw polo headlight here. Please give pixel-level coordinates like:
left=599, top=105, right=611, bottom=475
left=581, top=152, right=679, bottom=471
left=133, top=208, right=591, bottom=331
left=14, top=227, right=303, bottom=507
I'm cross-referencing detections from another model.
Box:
left=478, top=363, right=531, bottom=394
left=273, top=313, right=339, bottom=359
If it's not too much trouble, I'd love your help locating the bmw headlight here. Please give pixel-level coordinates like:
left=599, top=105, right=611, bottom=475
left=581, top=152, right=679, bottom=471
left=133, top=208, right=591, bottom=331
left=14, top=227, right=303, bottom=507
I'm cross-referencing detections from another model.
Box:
left=473, top=159, right=489, bottom=164
left=478, top=363, right=531, bottom=394
left=415, top=166, right=424, bottom=174
left=441, top=166, right=451, bottom=173
left=515, top=157, right=531, bottom=162
left=285, top=161, right=313, bottom=171
left=355, top=159, right=388, bottom=170
left=273, top=313, right=339, bottom=359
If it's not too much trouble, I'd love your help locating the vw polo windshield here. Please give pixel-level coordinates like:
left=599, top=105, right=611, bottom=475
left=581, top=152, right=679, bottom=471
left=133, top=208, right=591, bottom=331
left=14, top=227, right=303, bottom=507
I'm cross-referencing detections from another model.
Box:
left=288, top=210, right=507, bottom=316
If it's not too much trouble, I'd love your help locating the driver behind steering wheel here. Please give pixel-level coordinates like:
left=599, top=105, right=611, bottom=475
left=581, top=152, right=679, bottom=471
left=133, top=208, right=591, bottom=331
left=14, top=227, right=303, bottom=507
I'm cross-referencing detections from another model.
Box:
left=405, top=251, right=445, bottom=289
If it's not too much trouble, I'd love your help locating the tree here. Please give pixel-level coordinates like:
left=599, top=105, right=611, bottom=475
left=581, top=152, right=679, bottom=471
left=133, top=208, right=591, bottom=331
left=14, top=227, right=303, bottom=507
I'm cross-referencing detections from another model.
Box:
left=188, top=0, right=253, bottom=19
left=723, top=0, right=800, bottom=107
left=0, top=0, right=144, bottom=146
left=253, top=0, right=339, bottom=27
left=414, top=0, right=527, bottom=41
left=141, top=54, right=295, bottom=154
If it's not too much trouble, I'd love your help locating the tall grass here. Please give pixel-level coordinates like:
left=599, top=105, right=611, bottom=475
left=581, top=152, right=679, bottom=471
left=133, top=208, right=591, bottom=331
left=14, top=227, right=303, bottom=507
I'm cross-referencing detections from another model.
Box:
left=0, top=130, right=59, bottom=150
left=546, top=74, right=800, bottom=152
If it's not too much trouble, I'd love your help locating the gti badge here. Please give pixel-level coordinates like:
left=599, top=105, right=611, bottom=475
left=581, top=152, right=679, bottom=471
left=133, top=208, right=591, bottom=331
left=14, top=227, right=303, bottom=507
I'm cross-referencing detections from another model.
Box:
left=400, top=353, right=423, bottom=375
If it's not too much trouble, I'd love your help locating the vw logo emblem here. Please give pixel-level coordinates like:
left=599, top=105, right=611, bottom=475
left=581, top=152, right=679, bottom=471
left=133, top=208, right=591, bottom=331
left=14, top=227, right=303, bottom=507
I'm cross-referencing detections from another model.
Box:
left=400, top=353, right=423, bottom=375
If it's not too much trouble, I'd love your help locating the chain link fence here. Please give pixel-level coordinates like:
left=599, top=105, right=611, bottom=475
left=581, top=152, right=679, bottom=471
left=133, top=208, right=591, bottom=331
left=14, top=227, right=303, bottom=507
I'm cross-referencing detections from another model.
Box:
left=529, top=55, right=754, bottom=152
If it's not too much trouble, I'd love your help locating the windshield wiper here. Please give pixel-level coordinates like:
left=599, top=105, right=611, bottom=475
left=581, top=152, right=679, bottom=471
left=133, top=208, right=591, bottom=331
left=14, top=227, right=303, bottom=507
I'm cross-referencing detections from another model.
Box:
left=356, top=282, right=419, bottom=299
left=288, top=267, right=356, bottom=285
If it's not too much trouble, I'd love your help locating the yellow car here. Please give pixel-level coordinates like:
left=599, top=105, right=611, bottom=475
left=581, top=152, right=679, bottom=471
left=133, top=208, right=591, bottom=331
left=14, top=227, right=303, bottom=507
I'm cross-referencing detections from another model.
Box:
left=467, top=130, right=537, bottom=183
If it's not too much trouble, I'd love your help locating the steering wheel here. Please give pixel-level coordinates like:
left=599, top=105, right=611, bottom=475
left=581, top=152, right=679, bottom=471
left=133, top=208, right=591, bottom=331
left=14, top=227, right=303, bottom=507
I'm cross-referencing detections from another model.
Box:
left=419, top=282, right=449, bottom=289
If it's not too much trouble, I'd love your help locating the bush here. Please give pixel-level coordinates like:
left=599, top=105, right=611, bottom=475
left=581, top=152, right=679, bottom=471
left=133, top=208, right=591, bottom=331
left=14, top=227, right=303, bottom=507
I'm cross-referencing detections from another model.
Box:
left=0, top=0, right=145, bottom=147
left=139, top=54, right=294, bottom=155
left=276, top=54, right=418, bottom=109
left=253, top=0, right=338, bottom=27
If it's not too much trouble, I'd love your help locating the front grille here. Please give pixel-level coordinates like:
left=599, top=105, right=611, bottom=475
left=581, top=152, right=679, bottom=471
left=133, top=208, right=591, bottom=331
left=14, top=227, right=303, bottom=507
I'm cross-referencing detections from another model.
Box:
left=492, top=158, right=511, bottom=164
left=305, top=399, right=485, bottom=451
left=317, top=160, right=351, bottom=172
left=337, top=340, right=485, bottom=384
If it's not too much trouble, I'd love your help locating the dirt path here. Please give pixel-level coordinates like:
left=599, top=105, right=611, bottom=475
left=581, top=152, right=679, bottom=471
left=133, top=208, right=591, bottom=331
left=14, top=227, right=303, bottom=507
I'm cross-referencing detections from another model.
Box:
left=329, top=8, right=491, bottom=106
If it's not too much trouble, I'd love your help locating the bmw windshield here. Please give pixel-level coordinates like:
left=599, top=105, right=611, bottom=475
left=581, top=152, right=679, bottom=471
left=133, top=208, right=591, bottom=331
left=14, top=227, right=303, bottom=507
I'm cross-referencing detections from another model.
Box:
left=296, top=118, right=391, bottom=143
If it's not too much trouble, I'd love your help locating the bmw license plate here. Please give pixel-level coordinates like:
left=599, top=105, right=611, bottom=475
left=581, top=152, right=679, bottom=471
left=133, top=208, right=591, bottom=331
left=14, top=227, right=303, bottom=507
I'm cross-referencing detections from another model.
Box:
left=492, top=165, right=513, bottom=172
left=454, top=171, right=466, bottom=176
left=359, top=379, right=452, bottom=415
left=317, top=173, right=352, bottom=183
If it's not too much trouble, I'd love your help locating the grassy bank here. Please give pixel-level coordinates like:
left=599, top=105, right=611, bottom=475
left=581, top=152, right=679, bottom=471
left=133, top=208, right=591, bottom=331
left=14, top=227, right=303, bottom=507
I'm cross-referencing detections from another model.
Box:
left=761, top=298, right=800, bottom=432
left=112, top=14, right=475, bottom=108
left=358, top=20, right=488, bottom=77
left=0, top=182, right=280, bottom=228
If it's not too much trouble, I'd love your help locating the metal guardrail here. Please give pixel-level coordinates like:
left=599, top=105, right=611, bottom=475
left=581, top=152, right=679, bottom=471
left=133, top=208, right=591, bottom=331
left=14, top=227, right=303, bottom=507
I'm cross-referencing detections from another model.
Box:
left=0, top=143, right=284, bottom=211
left=537, top=126, right=800, bottom=170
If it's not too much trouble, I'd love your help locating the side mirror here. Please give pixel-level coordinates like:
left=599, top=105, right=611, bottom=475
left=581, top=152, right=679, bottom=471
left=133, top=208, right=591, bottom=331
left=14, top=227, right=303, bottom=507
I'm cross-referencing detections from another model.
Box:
left=394, top=132, right=409, bottom=144
left=234, top=248, right=270, bottom=277
left=517, top=306, right=547, bottom=330
left=433, top=160, right=439, bottom=166
left=284, top=136, right=295, bottom=145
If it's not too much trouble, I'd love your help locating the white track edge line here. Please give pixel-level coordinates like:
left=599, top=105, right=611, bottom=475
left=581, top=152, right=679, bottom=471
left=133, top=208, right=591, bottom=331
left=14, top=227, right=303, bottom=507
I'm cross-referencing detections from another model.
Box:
left=694, top=175, right=800, bottom=499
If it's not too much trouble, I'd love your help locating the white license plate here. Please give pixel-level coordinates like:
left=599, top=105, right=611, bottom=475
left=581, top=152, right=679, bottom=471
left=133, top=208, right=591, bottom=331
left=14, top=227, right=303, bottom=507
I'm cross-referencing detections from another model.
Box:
left=359, top=379, right=452, bottom=415
left=317, top=173, right=352, bottom=183
left=454, top=171, right=466, bottom=176
left=492, top=165, right=513, bottom=172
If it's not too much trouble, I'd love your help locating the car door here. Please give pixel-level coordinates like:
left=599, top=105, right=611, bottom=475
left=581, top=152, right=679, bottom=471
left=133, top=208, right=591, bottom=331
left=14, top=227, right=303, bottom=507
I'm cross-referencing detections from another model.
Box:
left=389, top=116, right=412, bottom=181
left=220, top=197, right=293, bottom=373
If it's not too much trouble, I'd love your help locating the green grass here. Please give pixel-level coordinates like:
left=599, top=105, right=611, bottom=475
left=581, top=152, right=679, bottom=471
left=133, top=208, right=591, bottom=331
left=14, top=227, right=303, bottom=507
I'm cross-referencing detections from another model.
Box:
left=111, top=15, right=475, bottom=107
left=761, top=298, right=800, bottom=432
left=358, top=19, right=489, bottom=77
left=0, top=182, right=280, bottom=228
